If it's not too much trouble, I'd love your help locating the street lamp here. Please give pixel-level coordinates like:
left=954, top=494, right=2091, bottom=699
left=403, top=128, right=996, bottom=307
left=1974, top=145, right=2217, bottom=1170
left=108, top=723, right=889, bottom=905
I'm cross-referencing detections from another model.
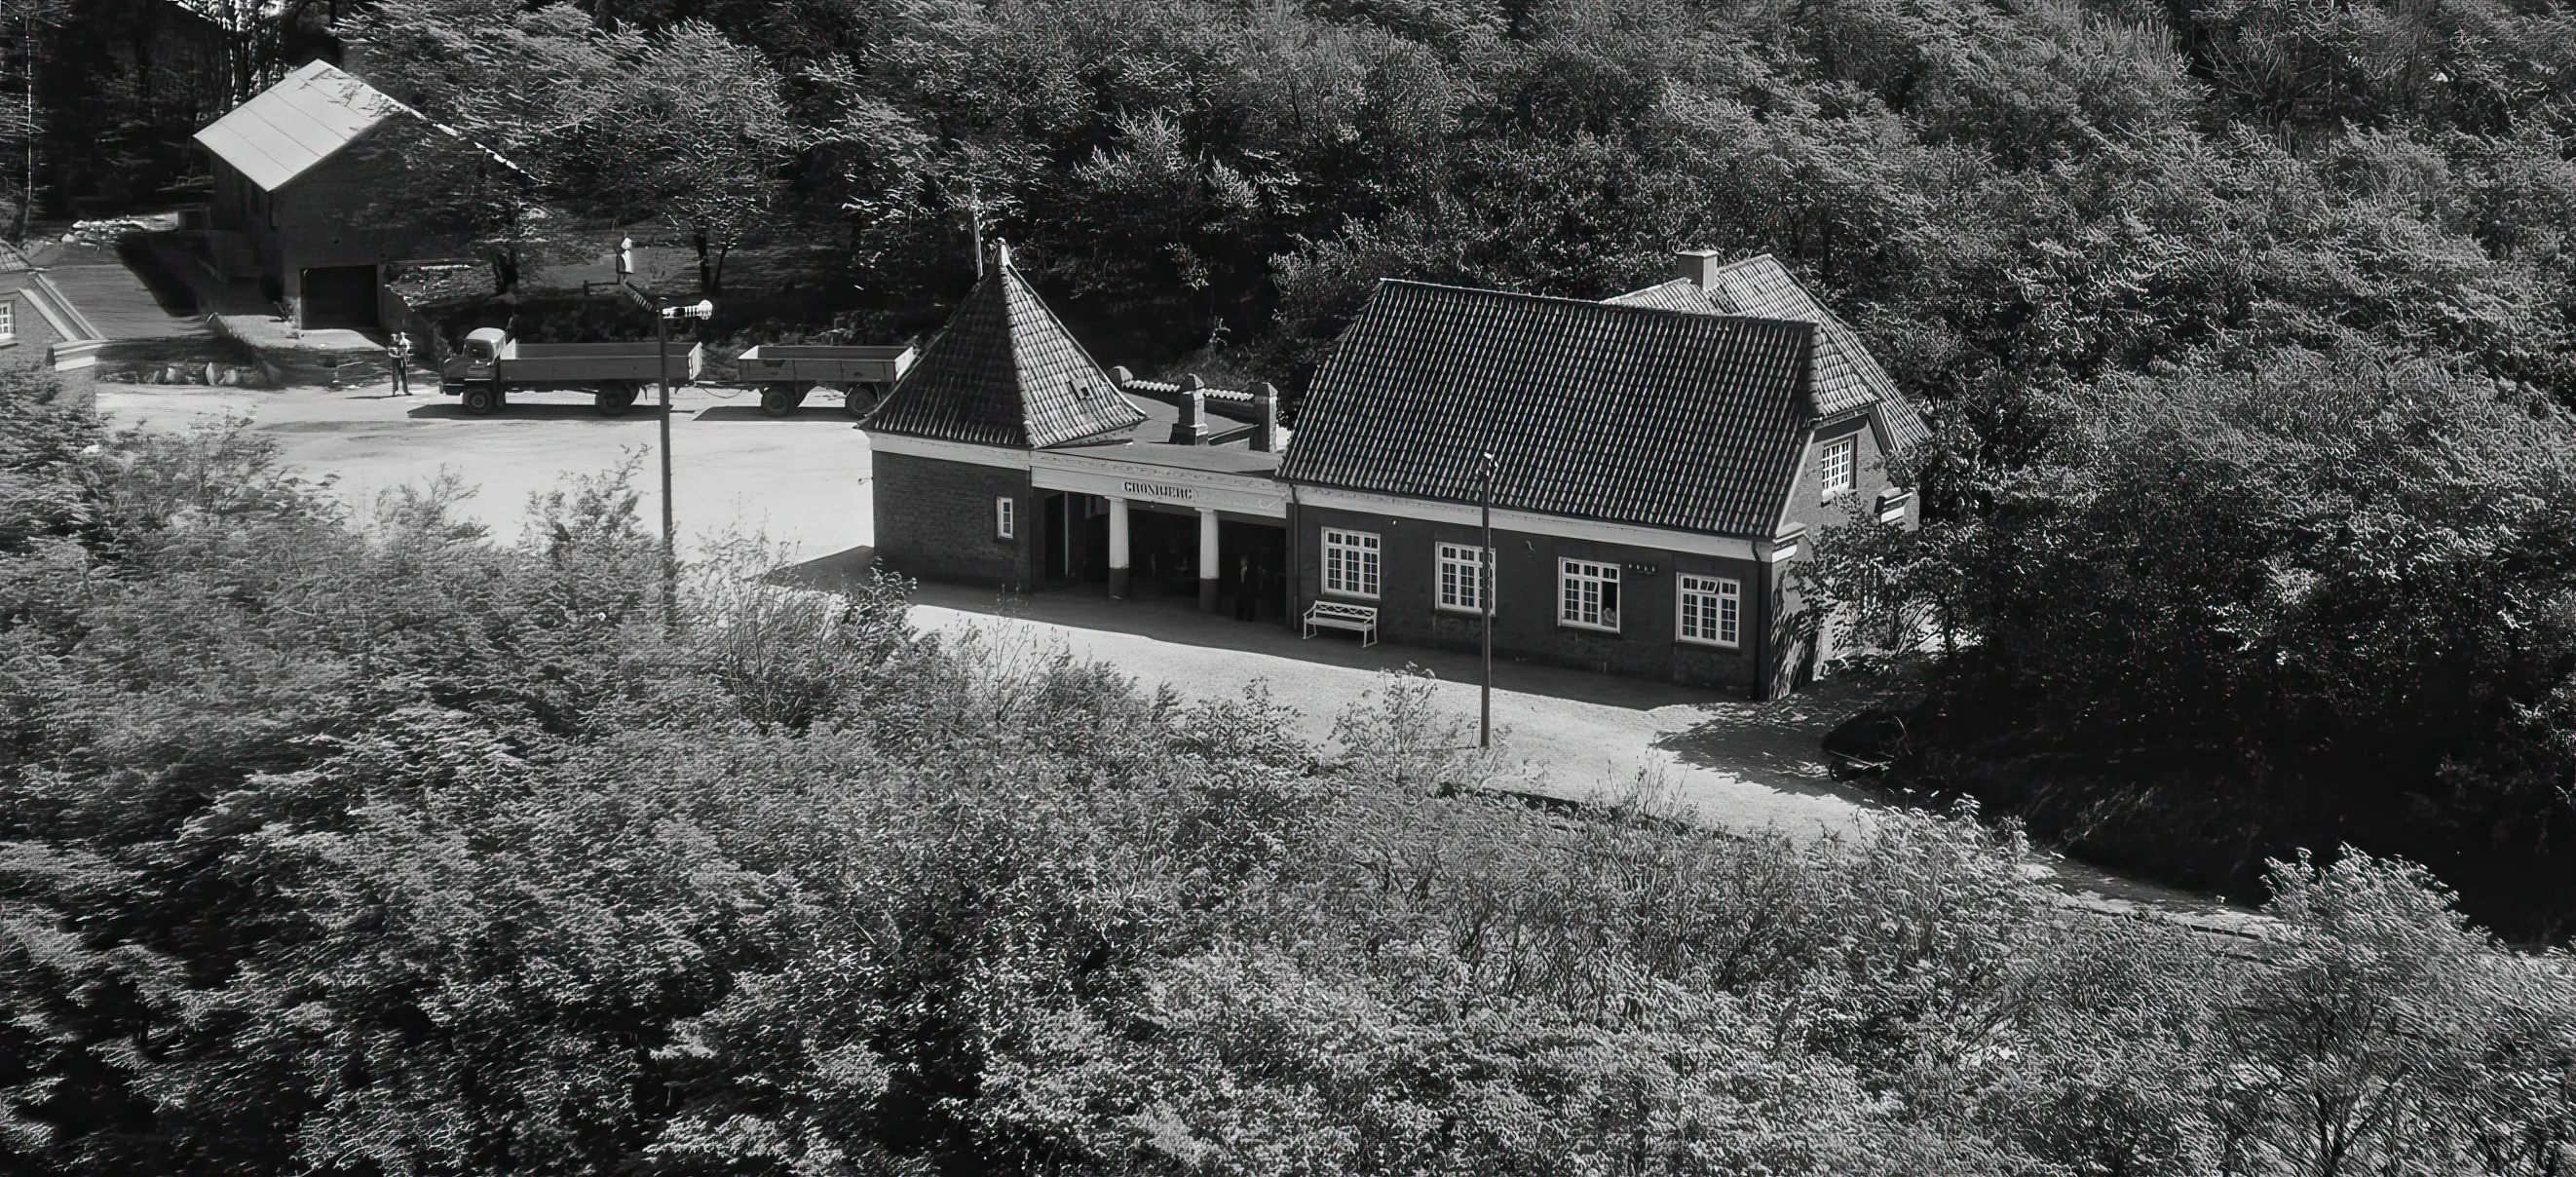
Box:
left=654, top=297, right=714, bottom=628
left=622, top=258, right=711, bottom=629
left=1477, top=451, right=1497, bottom=750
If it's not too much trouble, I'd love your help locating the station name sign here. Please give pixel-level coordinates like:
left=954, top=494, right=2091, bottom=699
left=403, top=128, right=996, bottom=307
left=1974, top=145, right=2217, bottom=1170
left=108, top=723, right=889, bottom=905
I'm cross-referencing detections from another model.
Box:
left=1122, top=479, right=1195, bottom=502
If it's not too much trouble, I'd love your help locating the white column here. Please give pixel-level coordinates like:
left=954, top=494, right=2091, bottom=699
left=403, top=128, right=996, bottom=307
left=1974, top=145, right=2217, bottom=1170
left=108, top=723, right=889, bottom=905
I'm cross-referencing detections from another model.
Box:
left=1197, top=507, right=1221, bottom=612
left=1107, top=496, right=1131, bottom=599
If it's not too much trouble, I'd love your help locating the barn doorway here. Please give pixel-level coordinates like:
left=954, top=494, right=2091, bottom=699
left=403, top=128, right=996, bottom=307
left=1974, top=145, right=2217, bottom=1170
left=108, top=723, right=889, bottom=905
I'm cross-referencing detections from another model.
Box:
left=299, top=265, right=380, bottom=329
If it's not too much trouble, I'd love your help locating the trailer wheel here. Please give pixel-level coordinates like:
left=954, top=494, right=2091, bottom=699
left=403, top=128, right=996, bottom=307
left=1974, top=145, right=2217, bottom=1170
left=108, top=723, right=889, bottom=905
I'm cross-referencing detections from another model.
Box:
left=461, top=386, right=500, bottom=415
left=595, top=383, right=639, bottom=417
left=760, top=383, right=811, bottom=418
left=842, top=383, right=880, bottom=419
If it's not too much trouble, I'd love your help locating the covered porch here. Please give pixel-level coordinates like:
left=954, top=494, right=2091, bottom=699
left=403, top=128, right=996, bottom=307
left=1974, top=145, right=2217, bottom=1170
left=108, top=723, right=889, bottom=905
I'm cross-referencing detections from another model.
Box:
left=1031, top=447, right=1289, bottom=623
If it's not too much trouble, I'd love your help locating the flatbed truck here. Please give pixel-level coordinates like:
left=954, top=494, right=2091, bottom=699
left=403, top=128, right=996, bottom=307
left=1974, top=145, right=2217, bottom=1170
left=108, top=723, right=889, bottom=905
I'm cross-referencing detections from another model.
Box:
left=439, top=327, right=707, bottom=416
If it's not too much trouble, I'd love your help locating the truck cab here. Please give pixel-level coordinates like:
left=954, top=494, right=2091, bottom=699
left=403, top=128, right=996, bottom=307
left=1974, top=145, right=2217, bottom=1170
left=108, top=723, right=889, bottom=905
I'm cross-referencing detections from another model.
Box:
left=443, top=327, right=511, bottom=386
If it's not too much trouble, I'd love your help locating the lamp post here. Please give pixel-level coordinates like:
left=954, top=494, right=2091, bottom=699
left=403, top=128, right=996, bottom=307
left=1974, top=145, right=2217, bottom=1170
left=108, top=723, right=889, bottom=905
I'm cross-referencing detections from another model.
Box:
left=654, top=297, right=714, bottom=629
left=1477, top=451, right=1496, bottom=749
left=622, top=258, right=710, bottom=630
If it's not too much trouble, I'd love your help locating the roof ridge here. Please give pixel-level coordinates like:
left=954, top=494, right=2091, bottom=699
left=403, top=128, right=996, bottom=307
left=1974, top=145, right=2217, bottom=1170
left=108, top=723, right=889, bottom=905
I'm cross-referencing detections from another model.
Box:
left=1376, top=278, right=1819, bottom=335
left=25, top=273, right=104, bottom=341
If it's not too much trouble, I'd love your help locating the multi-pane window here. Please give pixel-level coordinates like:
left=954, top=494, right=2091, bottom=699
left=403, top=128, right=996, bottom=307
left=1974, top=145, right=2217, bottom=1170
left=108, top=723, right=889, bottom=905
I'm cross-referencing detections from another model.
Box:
left=1560, top=559, right=1620, bottom=631
left=1435, top=543, right=1489, bottom=613
left=1322, top=528, right=1381, bottom=598
left=995, top=496, right=1015, bottom=539
left=0, top=299, right=15, bottom=342
left=1819, top=437, right=1857, bottom=498
left=1678, top=575, right=1741, bottom=647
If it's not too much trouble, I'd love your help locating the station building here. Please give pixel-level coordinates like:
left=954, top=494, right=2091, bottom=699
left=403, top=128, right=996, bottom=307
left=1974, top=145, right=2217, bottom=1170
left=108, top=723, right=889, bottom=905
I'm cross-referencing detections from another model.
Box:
left=864, top=244, right=1926, bottom=698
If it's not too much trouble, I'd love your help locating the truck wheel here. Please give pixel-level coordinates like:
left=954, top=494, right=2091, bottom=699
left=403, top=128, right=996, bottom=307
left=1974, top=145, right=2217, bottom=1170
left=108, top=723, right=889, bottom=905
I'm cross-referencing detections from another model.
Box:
left=843, top=384, right=878, bottom=419
left=461, top=386, right=499, bottom=415
left=596, top=383, right=638, bottom=417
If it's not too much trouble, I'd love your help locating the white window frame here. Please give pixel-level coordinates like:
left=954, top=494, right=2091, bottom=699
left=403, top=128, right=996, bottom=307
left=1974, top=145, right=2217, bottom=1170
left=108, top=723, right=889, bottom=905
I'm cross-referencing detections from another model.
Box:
left=995, top=496, right=1015, bottom=539
left=1559, top=558, right=1620, bottom=632
left=0, top=298, right=15, bottom=344
left=1321, top=528, right=1381, bottom=598
left=1435, top=542, right=1489, bottom=614
left=1677, top=574, right=1741, bottom=648
left=1819, top=436, right=1857, bottom=499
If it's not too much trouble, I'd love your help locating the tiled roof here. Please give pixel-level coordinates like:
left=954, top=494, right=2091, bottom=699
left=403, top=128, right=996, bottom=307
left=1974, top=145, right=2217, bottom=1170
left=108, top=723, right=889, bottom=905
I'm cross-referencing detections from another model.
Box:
left=1689, top=256, right=1931, bottom=451
left=1280, top=281, right=1815, bottom=538
left=194, top=61, right=409, bottom=192
left=867, top=261, right=1146, bottom=448
left=1603, top=278, right=1721, bottom=315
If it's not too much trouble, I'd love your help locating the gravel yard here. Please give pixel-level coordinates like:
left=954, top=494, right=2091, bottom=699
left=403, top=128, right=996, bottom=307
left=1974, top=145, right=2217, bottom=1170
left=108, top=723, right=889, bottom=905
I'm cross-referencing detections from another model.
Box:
left=96, top=378, right=873, bottom=561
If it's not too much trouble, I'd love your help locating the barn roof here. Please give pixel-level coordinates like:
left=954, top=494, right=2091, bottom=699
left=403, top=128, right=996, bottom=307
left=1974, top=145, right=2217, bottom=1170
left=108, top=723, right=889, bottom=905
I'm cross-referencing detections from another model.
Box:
left=866, top=250, right=1147, bottom=449
left=1607, top=255, right=1932, bottom=451
left=1278, top=281, right=1816, bottom=539
left=194, top=61, right=414, bottom=192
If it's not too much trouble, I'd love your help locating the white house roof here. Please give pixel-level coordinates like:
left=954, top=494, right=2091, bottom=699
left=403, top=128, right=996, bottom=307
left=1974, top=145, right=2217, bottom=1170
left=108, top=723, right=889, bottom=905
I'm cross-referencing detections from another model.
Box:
left=194, top=60, right=414, bottom=192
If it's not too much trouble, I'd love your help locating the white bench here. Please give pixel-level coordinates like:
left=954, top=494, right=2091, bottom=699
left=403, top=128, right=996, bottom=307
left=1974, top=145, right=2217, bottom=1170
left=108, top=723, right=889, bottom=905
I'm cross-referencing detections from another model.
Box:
left=1303, top=600, right=1379, bottom=647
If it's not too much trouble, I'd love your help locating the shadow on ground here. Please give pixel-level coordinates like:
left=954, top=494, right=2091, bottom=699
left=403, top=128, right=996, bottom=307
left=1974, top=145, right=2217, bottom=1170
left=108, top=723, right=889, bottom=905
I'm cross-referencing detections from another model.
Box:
left=688, top=405, right=866, bottom=424
left=405, top=402, right=662, bottom=422
left=1649, top=680, right=1914, bottom=807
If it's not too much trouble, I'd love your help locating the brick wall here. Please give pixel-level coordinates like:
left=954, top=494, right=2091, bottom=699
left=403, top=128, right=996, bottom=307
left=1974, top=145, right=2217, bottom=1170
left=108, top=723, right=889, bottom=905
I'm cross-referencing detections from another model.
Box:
left=1290, top=504, right=1769, bottom=694
left=873, top=450, right=1035, bottom=589
left=1771, top=409, right=1919, bottom=682
left=0, top=288, right=64, bottom=380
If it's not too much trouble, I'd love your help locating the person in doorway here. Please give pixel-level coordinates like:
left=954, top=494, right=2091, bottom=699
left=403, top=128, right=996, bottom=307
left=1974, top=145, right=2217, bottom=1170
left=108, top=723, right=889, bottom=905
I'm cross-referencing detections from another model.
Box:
left=389, top=331, right=413, bottom=396
left=1234, top=554, right=1258, bottom=621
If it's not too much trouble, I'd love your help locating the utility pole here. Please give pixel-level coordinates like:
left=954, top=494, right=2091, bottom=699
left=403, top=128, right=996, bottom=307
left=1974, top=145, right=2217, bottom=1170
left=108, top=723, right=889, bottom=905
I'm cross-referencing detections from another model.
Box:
left=1478, top=451, right=1496, bottom=750
left=966, top=177, right=985, bottom=279
left=656, top=306, right=675, bottom=626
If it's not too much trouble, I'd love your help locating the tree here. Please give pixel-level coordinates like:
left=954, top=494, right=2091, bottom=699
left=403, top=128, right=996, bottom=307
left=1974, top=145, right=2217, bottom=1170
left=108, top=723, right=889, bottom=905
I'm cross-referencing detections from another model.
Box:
left=588, top=21, right=810, bottom=296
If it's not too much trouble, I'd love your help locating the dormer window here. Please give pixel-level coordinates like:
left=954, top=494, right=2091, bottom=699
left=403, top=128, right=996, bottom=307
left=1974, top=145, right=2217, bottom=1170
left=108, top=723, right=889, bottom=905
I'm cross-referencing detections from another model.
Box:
left=1819, top=436, right=1856, bottom=499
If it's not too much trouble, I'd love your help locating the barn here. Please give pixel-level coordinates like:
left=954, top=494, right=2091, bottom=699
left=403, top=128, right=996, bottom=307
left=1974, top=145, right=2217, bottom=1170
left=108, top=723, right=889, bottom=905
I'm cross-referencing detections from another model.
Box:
left=192, top=60, right=504, bottom=330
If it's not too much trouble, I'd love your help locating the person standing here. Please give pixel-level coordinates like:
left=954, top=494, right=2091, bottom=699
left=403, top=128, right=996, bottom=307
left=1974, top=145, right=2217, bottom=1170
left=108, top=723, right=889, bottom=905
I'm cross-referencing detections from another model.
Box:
left=389, top=331, right=413, bottom=396
left=1234, top=553, right=1258, bottom=621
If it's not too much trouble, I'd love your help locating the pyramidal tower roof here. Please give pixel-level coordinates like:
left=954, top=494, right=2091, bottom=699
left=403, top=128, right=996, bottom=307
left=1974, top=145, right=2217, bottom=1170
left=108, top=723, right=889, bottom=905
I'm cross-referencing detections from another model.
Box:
left=868, top=243, right=1147, bottom=449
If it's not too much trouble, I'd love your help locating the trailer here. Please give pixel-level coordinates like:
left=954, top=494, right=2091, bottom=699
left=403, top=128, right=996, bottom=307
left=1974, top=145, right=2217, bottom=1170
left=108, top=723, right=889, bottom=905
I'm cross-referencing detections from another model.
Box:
left=737, top=344, right=917, bottom=418
left=439, top=327, right=707, bottom=416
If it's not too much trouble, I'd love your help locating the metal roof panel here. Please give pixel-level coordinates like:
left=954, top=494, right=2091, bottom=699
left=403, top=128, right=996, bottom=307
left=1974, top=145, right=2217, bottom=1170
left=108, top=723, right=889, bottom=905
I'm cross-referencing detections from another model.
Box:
left=193, top=60, right=407, bottom=191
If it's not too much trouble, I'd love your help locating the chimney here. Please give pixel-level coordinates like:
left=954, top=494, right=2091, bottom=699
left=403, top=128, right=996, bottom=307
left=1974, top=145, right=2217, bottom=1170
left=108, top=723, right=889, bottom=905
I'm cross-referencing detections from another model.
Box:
left=1251, top=382, right=1284, bottom=452
left=1675, top=247, right=1724, bottom=288
left=1170, top=386, right=1214, bottom=445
